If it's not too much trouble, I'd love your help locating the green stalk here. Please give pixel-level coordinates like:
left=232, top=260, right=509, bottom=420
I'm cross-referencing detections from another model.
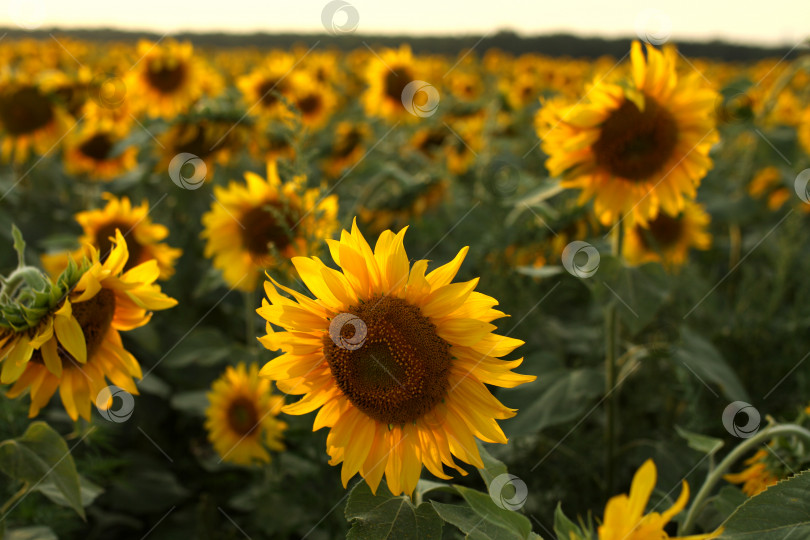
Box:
left=605, top=219, right=624, bottom=495
left=0, top=481, right=29, bottom=519
left=680, top=424, right=810, bottom=535
left=244, top=290, right=257, bottom=354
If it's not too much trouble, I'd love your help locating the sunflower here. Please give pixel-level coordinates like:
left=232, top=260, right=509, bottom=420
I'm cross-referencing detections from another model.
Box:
left=236, top=52, right=296, bottom=121
left=748, top=166, right=790, bottom=211
left=157, top=117, right=246, bottom=180
left=41, top=193, right=181, bottom=281
left=127, top=39, right=220, bottom=118
left=3, top=230, right=177, bottom=420
left=599, top=459, right=721, bottom=540
left=257, top=220, right=536, bottom=496
left=287, top=71, right=337, bottom=130
left=799, top=106, right=810, bottom=157
left=536, top=41, right=718, bottom=226
left=723, top=449, right=780, bottom=496
left=63, top=113, right=138, bottom=181
left=623, top=201, right=711, bottom=268
left=362, top=45, right=429, bottom=123
left=205, top=362, right=287, bottom=466
left=323, top=121, right=371, bottom=179
left=0, top=73, right=73, bottom=163
left=201, top=161, right=339, bottom=292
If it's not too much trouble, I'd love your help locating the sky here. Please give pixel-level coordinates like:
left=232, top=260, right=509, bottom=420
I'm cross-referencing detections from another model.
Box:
left=2, top=0, right=808, bottom=47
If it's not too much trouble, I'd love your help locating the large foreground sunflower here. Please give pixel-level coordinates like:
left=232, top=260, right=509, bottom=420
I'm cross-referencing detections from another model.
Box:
left=201, top=161, right=338, bottom=292
left=2, top=230, right=176, bottom=420
left=205, top=362, right=287, bottom=466
left=599, top=459, right=721, bottom=540
left=41, top=193, right=182, bottom=280
left=536, top=41, right=718, bottom=226
left=257, top=220, right=536, bottom=496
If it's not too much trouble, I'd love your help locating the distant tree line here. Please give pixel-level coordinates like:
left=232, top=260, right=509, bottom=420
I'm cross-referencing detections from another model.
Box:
left=0, top=27, right=805, bottom=61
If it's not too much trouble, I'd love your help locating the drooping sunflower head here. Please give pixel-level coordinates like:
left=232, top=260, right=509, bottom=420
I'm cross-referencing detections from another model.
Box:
left=257, top=219, right=536, bottom=496
left=599, top=459, right=721, bottom=540
left=205, top=362, right=286, bottom=466
left=723, top=448, right=780, bottom=497
left=3, top=229, right=177, bottom=420
left=537, top=41, right=719, bottom=226
left=41, top=193, right=182, bottom=281
left=201, top=161, right=339, bottom=292
left=0, top=73, right=73, bottom=163
left=623, top=200, right=711, bottom=269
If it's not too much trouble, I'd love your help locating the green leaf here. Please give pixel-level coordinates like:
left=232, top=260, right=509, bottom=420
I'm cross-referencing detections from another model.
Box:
left=719, top=469, right=810, bottom=539
left=477, top=441, right=508, bottom=489
left=554, top=503, right=585, bottom=540
left=3, top=526, right=57, bottom=540
left=675, top=426, right=724, bottom=456
left=170, top=390, right=210, bottom=417
left=444, top=485, right=533, bottom=540
left=590, top=256, right=671, bottom=334
left=504, top=367, right=603, bottom=438
left=34, top=474, right=103, bottom=509
left=674, top=327, right=749, bottom=402
left=344, top=481, right=444, bottom=539
left=0, top=422, right=84, bottom=519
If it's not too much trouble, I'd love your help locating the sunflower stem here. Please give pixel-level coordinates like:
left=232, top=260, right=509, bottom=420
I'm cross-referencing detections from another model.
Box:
left=0, top=481, right=29, bottom=518
left=680, top=423, right=810, bottom=535
left=245, top=290, right=257, bottom=354
left=604, top=218, right=623, bottom=496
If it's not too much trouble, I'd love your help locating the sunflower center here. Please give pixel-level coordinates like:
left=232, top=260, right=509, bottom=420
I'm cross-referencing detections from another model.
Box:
left=71, top=288, right=117, bottom=359
left=592, top=96, right=679, bottom=181
left=0, top=86, right=55, bottom=136
left=332, top=129, right=363, bottom=159
left=297, top=94, right=322, bottom=116
left=78, top=133, right=114, bottom=162
left=240, top=203, right=298, bottom=260
left=226, top=396, right=260, bottom=436
left=384, top=68, right=414, bottom=104
left=324, top=295, right=452, bottom=425
left=145, top=60, right=187, bottom=94
left=94, top=222, right=144, bottom=271
left=417, top=130, right=447, bottom=154
left=638, top=212, right=683, bottom=249
left=257, top=79, right=286, bottom=107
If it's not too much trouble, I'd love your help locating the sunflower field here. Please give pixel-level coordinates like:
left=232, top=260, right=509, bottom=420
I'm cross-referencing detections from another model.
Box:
left=2, top=29, right=810, bottom=540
